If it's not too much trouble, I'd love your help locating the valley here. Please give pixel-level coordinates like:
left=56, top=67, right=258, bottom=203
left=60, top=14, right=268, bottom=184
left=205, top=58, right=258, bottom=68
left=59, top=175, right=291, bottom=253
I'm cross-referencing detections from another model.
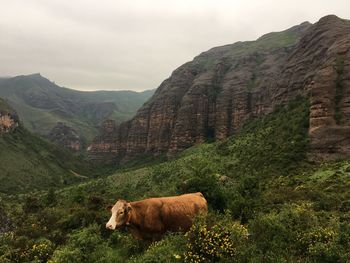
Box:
left=1, top=14, right=350, bottom=263
left=0, top=74, right=154, bottom=148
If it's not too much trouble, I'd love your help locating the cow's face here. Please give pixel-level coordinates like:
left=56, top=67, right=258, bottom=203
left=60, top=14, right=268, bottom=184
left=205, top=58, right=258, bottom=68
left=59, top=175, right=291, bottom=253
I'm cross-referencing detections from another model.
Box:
left=106, top=200, right=131, bottom=230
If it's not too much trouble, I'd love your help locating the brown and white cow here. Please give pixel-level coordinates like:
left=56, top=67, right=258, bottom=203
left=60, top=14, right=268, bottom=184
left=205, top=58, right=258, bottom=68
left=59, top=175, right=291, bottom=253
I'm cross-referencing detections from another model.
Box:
left=105, top=192, right=207, bottom=240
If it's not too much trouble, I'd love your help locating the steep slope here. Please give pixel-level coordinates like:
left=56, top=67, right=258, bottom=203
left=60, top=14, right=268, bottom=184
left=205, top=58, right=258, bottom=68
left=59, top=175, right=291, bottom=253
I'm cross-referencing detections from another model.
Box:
left=89, top=15, right=350, bottom=163
left=47, top=122, right=82, bottom=151
left=0, top=74, right=154, bottom=144
left=0, top=98, right=96, bottom=194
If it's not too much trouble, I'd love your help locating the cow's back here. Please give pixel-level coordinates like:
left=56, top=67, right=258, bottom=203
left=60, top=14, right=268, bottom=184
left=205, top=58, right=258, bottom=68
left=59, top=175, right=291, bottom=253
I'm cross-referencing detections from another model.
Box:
left=160, top=193, right=207, bottom=232
left=131, top=192, right=207, bottom=235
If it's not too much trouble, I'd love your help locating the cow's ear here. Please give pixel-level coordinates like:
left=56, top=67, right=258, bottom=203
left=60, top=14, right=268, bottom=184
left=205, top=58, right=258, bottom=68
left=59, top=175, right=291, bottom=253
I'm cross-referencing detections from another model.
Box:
left=106, top=205, right=113, bottom=211
left=126, top=203, right=132, bottom=212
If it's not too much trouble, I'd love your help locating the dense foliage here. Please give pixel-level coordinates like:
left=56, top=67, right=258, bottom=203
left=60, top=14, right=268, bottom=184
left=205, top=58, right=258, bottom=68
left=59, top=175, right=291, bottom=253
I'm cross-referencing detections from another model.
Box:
left=1, top=97, right=350, bottom=262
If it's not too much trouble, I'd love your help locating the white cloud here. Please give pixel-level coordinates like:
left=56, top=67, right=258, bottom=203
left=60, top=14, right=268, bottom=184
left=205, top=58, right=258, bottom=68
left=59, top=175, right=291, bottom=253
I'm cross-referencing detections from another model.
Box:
left=0, top=0, right=349, bottom=91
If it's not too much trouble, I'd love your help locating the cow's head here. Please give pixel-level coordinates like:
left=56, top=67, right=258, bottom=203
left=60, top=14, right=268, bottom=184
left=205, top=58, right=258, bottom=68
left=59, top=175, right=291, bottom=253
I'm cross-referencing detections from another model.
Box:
left=105, top=199, right=132, bottom=230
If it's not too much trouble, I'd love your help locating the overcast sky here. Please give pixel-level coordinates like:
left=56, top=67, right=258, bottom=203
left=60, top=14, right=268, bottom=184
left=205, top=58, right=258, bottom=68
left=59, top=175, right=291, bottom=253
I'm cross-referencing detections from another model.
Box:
left=0, top=0, right=349, bottom=91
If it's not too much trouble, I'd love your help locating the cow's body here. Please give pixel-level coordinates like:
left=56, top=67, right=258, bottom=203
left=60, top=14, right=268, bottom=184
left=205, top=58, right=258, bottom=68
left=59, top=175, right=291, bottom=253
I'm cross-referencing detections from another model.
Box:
left=106, top=192, right=207, bottom=240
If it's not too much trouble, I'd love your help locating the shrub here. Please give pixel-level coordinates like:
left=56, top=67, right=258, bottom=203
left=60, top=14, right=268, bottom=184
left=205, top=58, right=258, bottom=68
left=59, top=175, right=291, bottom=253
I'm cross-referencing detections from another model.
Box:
left=49, top=246, right=83, bottom=263
left=50, top=224, right=104, bottom=263
left=23, top=195, right=43, bottom=213
left=108, top=231, right=147, bottom=257
left=177, top=174, right=227, bottom=212
left=23, top=238, right=55, bottom=263
left=184, top=214, right=248, bottom=262
left=247, top=203, right=318, bottom=259
left=297, top=225, right=345, bottom=262
left=132, top=234, right=186, bottom=263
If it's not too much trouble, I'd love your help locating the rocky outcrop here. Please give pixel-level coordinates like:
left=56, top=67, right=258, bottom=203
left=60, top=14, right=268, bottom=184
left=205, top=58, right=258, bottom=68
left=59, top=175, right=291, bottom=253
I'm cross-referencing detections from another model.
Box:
left=89, top=15, right=350, bottom=163
left=87, top=120, right=119, bottom=162
left=47, top=122, right=82, bottom=151
left=308, top=16, right=350, bottom=160
left=0, top=98, right=19, bottom=133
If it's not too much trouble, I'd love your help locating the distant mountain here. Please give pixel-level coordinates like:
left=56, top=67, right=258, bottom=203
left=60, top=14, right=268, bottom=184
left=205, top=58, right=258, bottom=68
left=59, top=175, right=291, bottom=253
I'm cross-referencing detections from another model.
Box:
left=89, top=15, right=350, bottom=162
left=0, top=98, right=97, bottom=194
left=0, top=74, right=154, bottom=144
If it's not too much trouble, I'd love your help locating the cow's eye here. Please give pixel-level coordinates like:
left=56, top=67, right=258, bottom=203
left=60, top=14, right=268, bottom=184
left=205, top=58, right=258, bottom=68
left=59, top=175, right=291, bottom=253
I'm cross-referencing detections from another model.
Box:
left=119, top=211, right=124, bottom=214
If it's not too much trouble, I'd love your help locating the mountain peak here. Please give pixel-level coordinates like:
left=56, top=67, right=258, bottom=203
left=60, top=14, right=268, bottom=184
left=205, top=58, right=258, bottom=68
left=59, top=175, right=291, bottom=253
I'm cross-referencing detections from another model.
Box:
left=28, top=73, right=41, bottom=77
left=313, top=14, right=350, bottom=30
left=26, top=73, right=48, bottom=81
left=318, top=14, right=341, bottom=24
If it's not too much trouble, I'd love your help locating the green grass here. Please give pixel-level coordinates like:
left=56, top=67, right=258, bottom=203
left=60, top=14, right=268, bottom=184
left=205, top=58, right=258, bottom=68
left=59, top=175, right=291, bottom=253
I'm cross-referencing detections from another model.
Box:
left=0, top=125, right=109, bottom=194
left=229, top=29, right=300, bottom=57
left=195, top=23, right=306, bottom=71
left=0, top=98, right=15, bottom=113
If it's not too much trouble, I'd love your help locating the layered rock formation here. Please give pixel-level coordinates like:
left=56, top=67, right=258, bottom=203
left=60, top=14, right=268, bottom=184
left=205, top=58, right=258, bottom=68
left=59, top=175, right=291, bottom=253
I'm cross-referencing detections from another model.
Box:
left=87, top=120, right=119, bottom=162
left=47, top=122, right=82, bottom=151
left=89, top=15, right=350, bottom=162
left=308, top=16, right=350, bottom=160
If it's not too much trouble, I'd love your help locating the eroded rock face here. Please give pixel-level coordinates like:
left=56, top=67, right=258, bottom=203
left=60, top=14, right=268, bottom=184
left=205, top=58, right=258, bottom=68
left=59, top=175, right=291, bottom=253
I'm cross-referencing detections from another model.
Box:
left=0, top=115, right=18, bottom=133
left=87, top=120, right=119, bottom=163
left=89, top=15, right=350, bottom=163
left=47, top=122, right=82, bottom=151
left=0, top=99, right=19, bottom=133
left=308, top=16, right=350, bottom=160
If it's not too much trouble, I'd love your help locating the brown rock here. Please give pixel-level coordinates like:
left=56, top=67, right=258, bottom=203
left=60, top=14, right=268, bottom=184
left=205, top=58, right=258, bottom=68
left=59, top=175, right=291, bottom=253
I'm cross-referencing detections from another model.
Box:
left=0, top=98, right=19, bottom=133
left=47, top=122, right=82, bottom=151
left=87, top=119, right=119, bottom=163
left=0, top=115, right=18, bottom=133
left=89, top=15, right=350, bottom=163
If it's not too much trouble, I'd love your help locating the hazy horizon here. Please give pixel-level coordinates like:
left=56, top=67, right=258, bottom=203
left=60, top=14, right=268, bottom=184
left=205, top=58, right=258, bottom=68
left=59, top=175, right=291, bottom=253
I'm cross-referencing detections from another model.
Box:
left=1, top=0, right=350, bottom=91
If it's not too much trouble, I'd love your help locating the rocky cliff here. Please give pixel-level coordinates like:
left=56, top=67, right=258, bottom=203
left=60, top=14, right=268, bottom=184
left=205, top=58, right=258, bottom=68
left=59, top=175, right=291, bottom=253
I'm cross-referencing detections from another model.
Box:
left=87, top=120, right=119, bottom=163
left=0, top=98, right=19, bottom=133
left=47, top=122, right=82, bottom=151
left=308, top=16, right=350, bottom=160
left=89, top=15, right=350, bottom=162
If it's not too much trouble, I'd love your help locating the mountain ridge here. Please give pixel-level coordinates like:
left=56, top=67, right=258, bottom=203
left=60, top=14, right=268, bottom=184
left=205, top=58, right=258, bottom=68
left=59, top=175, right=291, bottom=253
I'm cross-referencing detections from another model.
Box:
left=88, top=14, right=350, bottom=163
left=0, top=74, right=154, bottom=145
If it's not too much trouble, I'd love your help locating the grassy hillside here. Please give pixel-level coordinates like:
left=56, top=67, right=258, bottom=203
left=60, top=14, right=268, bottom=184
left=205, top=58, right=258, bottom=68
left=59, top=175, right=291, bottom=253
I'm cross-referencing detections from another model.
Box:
left=1, top=97, right=350, bottom=262
left=195, top=21, right=310, bottom=69
left=0, top=74, right=154, bottom=142
left=0, top=125, right=106, bottom=194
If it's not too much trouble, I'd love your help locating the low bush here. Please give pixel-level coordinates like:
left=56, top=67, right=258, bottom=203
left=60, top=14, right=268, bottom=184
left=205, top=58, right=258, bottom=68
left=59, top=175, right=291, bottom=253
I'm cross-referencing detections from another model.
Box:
left=184, top=213, right=248, bottom=262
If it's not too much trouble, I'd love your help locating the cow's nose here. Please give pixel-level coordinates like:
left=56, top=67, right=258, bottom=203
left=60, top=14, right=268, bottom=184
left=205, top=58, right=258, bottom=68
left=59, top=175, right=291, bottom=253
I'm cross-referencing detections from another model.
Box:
left=106, top=223, right=112, bottom=229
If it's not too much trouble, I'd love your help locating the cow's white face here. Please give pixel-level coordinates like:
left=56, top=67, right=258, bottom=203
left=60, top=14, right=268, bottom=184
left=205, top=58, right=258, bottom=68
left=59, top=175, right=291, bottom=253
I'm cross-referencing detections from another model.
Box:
left=106, top=200, right=131, bottom=230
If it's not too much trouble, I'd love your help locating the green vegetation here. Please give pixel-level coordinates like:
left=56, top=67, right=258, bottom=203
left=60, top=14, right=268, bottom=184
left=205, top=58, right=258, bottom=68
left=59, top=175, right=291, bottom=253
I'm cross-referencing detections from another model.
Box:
left=0, top=98, right=15, bottom=113
left=246, top=71, right=258, bottom=90
left=1, top=97, right=350, bottom=262
left=334, top=56, right=345, bottom=124
left=0, top=126, right=109, bottom=194
left=0, top=74, right=154, bottom=142
left=196, top=23, right=308, bottom=70
left=229, top=28, right=300, bottom=57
